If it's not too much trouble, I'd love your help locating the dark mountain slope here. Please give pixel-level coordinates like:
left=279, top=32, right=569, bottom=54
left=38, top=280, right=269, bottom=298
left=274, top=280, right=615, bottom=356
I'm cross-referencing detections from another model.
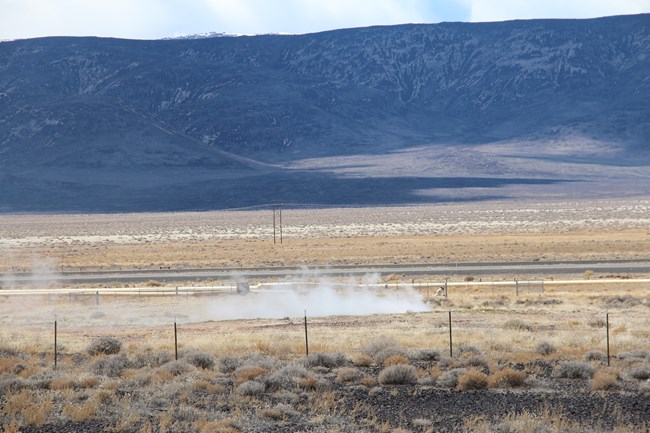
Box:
left=0, top=14, right=648, bottom=211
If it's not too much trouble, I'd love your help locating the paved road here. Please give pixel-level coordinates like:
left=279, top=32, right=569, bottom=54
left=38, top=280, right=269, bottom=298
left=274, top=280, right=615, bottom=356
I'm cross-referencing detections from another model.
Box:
left=2, top=260, right=650, bottom=285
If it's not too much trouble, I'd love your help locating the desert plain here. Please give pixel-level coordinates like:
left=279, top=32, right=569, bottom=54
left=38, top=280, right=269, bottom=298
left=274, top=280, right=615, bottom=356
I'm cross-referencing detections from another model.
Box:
left=0, top=198, right=649, bottom=433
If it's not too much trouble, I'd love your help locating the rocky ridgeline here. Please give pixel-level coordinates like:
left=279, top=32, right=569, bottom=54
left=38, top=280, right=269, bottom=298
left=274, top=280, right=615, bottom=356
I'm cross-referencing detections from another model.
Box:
left=0, top=14, right=648, bottom=211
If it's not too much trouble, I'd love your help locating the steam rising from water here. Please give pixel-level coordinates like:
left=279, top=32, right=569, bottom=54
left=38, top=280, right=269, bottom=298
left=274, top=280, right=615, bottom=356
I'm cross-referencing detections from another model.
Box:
left=0, top=273, right=429, bottom=329
left=0, top=255, right=61, bottom=290
left=205, top=274, right=430, bottom=320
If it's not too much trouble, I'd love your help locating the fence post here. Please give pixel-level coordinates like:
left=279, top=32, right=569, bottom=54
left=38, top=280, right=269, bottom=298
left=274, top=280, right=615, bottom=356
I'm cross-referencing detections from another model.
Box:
left=54, top=320, right=58, bottom=369
left=174, top=321, right=178, bottom=361
left=606, top=312, right=610, bottom=367
left=444, top=278, right=448, bottom=298
left=95, top=290, right=99, bottom=305
left=448, top=310, right=453, bottom=358
left=304, top=310, right=309, bottom=357
left=515, top=279, right=519, bottom=297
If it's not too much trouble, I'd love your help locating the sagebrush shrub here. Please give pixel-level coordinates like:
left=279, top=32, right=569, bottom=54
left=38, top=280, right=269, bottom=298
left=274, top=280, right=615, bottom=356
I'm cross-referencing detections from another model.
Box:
left=618, top=350, right=650, bottom=361
left=535, top=342, right=556, bottom=356
left=260, top=403, right=299, bottom=421
left=503, top=319, right=532, bottom=332
left=378, top=364, right=417, bottom=385
left=304, top=352, right=347, bottom=369
left=628, top=365, right=650, bottom=381
left=457, top=346, right=481, bottom=356
left=219, top=355, right=240, bottom=373
left=411, top=349, right=441, bottom=362
left=93, top=354, right=129, bottom=377
left=87, top=337, right=122, bottom=356
left=438, top=368, right=467, bottom=388
left=265, top=364, right=310, bottom=391
left=192, top=379, right=225, bottom=394
left=133, top=348, right=172, bottom=368
left=161, top=360, right=193, bottom=376
left=458, top=370, right=488, bottom=390
left=0, top=376, right=26, bottom=394
left=462, top=355, right=488, bottom=370
left=235, top=380, right=265, bottom=396
left=0, top=346, right=20, bottom=359
left=364, top=338, right=408, bottom=363
left=184, top=350, right=215, bottom=370
left=556, top=361, right=595, bottom=379
left=374, top=348, right=409, bottom=365
left=584, top=351, right=607, bottom=363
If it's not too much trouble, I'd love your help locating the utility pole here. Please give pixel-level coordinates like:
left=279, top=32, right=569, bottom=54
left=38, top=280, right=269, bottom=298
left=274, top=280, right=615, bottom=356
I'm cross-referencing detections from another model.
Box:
left=272, top=201, right=283, bottom=244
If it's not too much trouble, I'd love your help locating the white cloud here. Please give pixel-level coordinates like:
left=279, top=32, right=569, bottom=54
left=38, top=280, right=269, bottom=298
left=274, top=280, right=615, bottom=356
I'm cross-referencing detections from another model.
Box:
left=201, top=0, right=441, bottom=35
left=1, top=0, right=170, bottom=39
left=468, top=0, right=650, bottom=22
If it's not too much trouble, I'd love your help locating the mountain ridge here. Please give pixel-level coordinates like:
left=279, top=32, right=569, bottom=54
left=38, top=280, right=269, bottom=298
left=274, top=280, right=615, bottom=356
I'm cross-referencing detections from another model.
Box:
left=0, top=14, right=648, bottom=212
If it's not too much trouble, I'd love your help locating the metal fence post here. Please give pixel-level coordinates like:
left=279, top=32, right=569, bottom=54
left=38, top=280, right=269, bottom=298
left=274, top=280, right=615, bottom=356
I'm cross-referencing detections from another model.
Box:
left=448, top=311, right=453, bottom=358
left=54, top=320, right=58, bottom=369
left=304, top=310, right=309, bottom=357
left=174, top=321, right=178, bottom=361
left=606, top=312, right=610, bottom=367
left=515, top=279, right=519, bottom=297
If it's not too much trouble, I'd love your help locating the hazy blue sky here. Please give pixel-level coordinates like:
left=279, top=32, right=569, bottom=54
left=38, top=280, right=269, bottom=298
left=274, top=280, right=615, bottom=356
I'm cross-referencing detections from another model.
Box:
left=2, top=0, right=649, bottom=40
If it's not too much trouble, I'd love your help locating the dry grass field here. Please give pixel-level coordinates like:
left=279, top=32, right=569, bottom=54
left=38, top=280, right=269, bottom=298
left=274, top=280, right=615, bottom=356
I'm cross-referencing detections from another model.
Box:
left=1, top=198, right=649, bottom=432
left=2, top=198, right=650, bottom=272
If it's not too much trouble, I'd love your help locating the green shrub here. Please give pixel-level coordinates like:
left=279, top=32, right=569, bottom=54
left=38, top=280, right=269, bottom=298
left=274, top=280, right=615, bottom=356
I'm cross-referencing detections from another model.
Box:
left=378, top=364, right=417, bottom=385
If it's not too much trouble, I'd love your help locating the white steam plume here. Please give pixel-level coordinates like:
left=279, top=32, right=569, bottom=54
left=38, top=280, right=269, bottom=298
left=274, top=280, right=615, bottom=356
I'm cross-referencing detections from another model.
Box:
left=204, top=274, right=430, bottom=320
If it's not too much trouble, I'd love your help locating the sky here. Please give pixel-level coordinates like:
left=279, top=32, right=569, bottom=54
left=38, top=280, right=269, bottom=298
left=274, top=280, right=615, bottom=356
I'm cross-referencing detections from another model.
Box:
left=1, top=0, right=649, bottom=40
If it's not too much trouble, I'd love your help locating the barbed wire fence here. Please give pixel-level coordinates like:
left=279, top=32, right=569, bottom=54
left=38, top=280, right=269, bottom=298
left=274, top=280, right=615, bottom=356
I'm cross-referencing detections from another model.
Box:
left=1, top=278, right=648, bottom=369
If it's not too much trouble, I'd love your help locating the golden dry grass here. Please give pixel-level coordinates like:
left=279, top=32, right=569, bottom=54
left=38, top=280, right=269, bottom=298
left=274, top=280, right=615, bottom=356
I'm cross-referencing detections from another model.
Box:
left=2, top=200, right=649, bottom=272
